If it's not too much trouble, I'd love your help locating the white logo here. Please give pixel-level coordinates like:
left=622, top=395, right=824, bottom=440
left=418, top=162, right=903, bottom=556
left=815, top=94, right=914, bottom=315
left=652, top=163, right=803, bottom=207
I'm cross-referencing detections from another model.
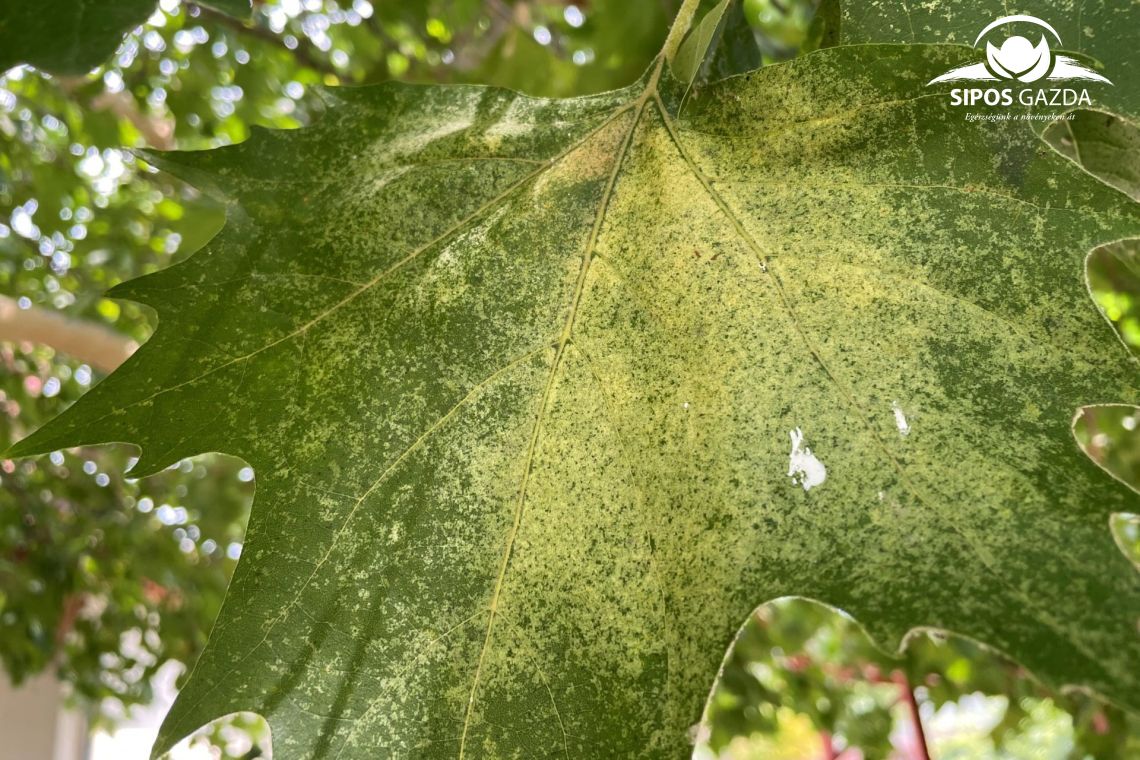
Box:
left=927, top=15, right=1112, bottom=86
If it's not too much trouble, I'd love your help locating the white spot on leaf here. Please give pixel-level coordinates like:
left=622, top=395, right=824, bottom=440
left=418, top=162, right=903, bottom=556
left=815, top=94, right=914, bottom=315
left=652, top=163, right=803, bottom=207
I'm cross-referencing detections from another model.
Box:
left=892, top=401, right=910, bottom=436
left=787, top=427, right=826, bottom=491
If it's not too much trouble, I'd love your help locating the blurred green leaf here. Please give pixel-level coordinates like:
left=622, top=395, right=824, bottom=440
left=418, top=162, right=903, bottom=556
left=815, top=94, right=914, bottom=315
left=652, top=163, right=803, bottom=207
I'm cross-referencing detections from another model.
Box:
left=0, top=0, right=251, bottom=75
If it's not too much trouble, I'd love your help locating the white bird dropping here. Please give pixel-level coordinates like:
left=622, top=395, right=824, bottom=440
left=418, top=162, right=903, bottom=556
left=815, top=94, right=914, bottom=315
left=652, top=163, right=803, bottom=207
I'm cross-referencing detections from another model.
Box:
left=787, top=427, right=826, bottom=491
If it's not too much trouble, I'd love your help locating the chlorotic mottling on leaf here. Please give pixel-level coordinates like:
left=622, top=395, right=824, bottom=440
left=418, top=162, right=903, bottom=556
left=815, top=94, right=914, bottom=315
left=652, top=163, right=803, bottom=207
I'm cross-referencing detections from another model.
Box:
left=7, top=0, right=1140, bottom=757
left=0, top=0, right=250, bottom=75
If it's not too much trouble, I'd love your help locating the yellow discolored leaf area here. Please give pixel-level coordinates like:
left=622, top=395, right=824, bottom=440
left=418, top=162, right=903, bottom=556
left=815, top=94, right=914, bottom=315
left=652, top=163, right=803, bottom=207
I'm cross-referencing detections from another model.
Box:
left=8, top=11, right=1140, bottom=760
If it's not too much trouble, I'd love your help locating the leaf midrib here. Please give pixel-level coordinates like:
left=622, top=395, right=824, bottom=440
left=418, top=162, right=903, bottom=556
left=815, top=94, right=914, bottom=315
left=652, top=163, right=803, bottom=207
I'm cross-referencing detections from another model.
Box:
left=457, top=61, right=663, bottom=760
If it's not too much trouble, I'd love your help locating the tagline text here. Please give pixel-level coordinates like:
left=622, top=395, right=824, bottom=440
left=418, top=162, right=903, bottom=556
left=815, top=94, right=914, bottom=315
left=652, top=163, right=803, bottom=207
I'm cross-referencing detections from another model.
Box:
left=964, top=112, right=1077, bottom=122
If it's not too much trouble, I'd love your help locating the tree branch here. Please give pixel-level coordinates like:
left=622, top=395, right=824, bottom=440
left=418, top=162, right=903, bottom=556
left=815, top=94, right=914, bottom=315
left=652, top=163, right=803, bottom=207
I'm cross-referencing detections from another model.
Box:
left=0, top=296, right=137, bottom=374
left=893, top=670, right=931, bottom=760
left=90, top=89, right=176, bottom=150
left=819, top=730, right=838, bottom=760
left=56, top=77, right=175, bottom=150
left=187, top=3, right=340, bottom=78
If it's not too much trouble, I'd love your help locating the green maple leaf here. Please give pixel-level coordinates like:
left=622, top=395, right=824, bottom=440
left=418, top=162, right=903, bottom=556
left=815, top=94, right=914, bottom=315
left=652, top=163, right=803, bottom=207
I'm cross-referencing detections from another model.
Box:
left=0, top=0, right=249, bottom=75
left=8, top=0, right=1140, bottom=756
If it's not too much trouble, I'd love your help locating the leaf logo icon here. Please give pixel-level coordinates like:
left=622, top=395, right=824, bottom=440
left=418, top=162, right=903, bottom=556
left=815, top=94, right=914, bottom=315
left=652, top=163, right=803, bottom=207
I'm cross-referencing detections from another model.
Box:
left=985, top=35, right=1052, bottom=82
left=926, top=14, right=1113, bottom=86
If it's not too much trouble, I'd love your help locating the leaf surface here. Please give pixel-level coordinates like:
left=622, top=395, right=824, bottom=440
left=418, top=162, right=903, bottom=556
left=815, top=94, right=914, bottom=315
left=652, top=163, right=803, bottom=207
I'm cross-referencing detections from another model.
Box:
left=8, top=20, right=1140, bottom=760
left=1044, top=110, right=1140, bottom=201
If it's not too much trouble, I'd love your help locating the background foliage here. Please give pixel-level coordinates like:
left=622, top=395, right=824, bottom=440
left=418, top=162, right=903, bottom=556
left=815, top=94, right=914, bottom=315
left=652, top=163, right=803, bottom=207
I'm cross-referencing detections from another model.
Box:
left=1, top=0, right=1138, bottom=757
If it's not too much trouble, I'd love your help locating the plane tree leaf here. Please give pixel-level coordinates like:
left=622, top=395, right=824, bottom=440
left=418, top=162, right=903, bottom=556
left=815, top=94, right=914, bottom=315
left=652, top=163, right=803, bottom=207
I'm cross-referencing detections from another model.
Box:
left=1044, top=110, right=1140, bottom=201
left=700, top=0, right=762, bottom=83
left=677, top=0, right=840, bottom=91
left=670, top=0, right=732, bottom=90
left=7, top=4, right=1140, bottom=758
left=0, top=0, right=250, bottom=75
